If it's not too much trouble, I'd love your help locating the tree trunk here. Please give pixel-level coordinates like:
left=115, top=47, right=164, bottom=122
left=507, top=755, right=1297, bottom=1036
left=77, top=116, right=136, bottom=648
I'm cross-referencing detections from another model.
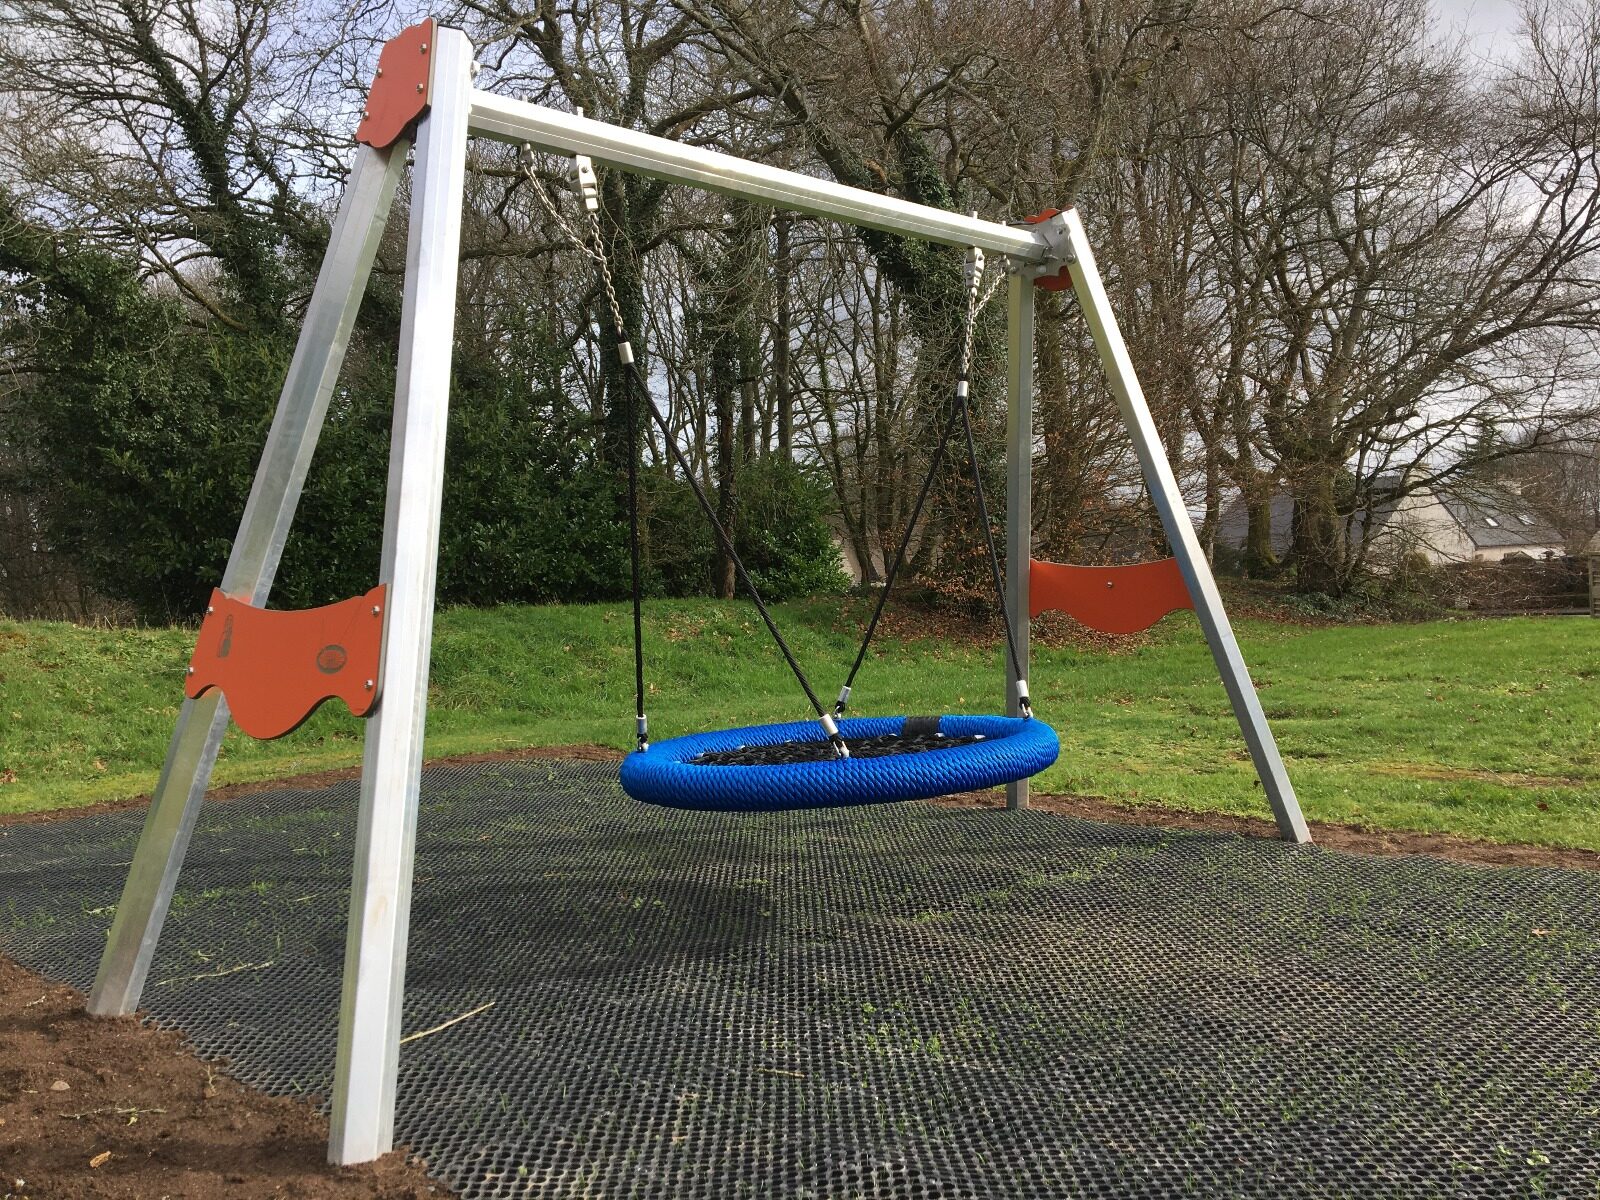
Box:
left=711, top=321, right=738, bottom=599
left=773, top=214, right=794, bottom=460
left=1292, top=469, right=1347, bottom=595
left=1243, top=499, right=1278, bottom=577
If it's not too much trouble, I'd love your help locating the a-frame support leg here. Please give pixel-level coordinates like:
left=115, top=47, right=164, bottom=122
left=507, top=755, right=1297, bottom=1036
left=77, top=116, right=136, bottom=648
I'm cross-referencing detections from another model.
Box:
left=327, top=26, right=474, bottom=1166
left=1056, top=210, right=1313, bottom=844
left=87, top=143, right=410, bottom=1017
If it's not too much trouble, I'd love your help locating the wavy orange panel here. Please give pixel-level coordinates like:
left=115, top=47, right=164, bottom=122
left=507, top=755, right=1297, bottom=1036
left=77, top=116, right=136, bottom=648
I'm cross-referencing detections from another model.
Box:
left=1029, top=558, right=1193, bottom=634
left=185, top=585, right=387, bottom=740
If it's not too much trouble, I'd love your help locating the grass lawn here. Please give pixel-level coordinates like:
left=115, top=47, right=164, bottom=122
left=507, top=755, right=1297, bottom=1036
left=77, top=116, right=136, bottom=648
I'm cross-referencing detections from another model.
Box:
left=2, top=601, right=1596, bottom=848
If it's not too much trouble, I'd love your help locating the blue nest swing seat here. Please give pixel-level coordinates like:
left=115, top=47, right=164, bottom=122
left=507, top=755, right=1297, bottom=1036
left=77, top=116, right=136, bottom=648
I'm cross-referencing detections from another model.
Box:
left=561, top=165, right=1054, bottom=814
left=622, top=714, right=1060, bottom=812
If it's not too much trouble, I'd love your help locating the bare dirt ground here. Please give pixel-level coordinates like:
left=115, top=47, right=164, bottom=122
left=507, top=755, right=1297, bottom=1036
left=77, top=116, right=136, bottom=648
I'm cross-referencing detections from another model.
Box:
left=0, top=957, right=442, bottom=1200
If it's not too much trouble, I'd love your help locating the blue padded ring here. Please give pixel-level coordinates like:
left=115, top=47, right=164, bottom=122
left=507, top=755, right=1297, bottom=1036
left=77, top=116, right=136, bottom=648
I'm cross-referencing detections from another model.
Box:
left=620, top=714, right=1059, bottom=812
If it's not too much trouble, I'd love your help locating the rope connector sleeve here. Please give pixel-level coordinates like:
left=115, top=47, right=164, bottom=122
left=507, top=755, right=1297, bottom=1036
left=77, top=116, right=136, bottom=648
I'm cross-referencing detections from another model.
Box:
left=819, top=712, right=850, bottom=758
left=617, top=338, right=635, bottom=365
left=636, top=714, right=649, bottom=751
left=833, top=684, right=851, bottom=716
left=1015, top=680, right=1033, bottom=719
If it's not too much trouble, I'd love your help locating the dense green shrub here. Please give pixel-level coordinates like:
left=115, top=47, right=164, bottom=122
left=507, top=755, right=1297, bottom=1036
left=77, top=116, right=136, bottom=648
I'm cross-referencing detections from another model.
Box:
left=642, top=457, right=848, bottom=601
left=5, top=239, right=845, bottom=618
left=6, top=252, right=277, bottom=620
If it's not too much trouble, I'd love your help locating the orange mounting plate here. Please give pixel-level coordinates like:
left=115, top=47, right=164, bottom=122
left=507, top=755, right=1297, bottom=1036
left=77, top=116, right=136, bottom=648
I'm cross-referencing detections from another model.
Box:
left=355, top=18, right=436, bottom=149
left=185, top=585, right=387, bottom=740
left=1030, top=558, right=1194, bottom=634
left=1023, top=209, right=1072, bottom=292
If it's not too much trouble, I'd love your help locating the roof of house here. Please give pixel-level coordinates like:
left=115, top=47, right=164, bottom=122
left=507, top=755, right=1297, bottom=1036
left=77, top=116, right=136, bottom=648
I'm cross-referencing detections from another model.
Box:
left=1433, top=483, right=1564, bottom=550
left=1217, top=477, right=1565, bottom=554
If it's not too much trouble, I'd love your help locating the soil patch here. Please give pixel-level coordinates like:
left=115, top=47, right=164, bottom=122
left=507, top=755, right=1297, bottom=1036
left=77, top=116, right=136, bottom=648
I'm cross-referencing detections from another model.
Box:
left=0, top=956, right=445, bottom=1200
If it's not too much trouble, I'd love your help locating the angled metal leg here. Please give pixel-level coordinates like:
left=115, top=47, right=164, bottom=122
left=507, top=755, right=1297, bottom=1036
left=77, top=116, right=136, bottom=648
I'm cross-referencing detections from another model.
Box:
left=87, top=143, right=410, bottom=1017
left=1056, top=210, right=1312, bottom=844
left=327, top=26, right=475, bottom=1166
left=1005, top=272, right=1036, bottom=811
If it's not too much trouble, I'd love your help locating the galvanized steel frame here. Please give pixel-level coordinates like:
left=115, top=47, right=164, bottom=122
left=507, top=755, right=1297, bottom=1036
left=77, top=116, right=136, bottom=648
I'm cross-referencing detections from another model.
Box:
left=88, top=15, right=1311, bottom=1172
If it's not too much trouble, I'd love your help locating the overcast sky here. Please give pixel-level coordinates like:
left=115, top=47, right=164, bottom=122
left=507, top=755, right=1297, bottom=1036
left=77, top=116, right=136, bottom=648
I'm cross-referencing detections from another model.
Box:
left=1429, top=0, right=1527, bottom=63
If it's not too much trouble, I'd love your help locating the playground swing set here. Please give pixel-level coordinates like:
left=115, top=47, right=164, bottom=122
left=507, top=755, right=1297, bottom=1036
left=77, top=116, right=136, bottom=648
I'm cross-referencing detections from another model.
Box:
left=86, top=18, right=1313, bottom=1168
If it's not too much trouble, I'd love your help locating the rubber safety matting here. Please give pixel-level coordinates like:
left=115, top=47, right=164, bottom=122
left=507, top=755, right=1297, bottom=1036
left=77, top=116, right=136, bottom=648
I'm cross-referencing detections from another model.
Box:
left=2, top=760, right=1596, bottom=1199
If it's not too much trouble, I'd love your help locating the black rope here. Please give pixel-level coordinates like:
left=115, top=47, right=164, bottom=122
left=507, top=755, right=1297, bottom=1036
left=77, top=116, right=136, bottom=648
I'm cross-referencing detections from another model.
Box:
left=623, top=334, right=647, bottom=750
left=957, top=383, right=1029, bottom=710
left=834, top=385, right=971, bottom=714
left=619, top=354, right=844, bottom=753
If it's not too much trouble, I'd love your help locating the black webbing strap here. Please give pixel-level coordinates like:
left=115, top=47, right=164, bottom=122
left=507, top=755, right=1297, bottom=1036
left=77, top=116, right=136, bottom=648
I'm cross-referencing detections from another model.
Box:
left=559, top=148, right=845, bottom=759
left=834, top=384, right=971, bottom=714
left=836, top=250, right=1033, bottom=720
left=617, top=348, right=846, bottom=757
left=956, top=384, right=1029, bottom=708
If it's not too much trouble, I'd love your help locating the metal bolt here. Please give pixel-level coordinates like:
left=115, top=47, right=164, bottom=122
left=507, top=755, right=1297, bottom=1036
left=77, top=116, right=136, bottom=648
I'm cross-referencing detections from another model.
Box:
left=376, top=67, right=384, bottom=77
left=420, top=41, right=429, bottom=52
left=416, top=82, right=425, bottom=93
left=364, top=679, right=375, bottom=691
left=186, top=666, right=195, bottom=675
left=1105, top=580, right=1114, bottom=588
left=371, top=605, right=381, bottom=616
left=205, top=605, right=214, bottom=614
left=362, top=109, right=370, bottom=119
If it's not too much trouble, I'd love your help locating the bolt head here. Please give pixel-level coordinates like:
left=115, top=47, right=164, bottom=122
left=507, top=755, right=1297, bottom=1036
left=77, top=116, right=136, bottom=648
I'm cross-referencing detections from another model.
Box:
left=376, top=67, right=384, bottom=77
left=416, top=82, right=425, bottom=93
left=364, top=679, right=375, bottom=690
left=186, top=666, right=195, bottom=675
left=205, top=605, right=214, bottom=614
left=420, top=41, right=428, bottom=52
left=371, top=605, right=381, bottom=616
left=1105, top=580, right=1114, bottom=588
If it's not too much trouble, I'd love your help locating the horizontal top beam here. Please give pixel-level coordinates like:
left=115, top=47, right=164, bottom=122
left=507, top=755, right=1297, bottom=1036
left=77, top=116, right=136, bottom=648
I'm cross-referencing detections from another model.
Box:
left=467, top=93, right=1052, bottom=263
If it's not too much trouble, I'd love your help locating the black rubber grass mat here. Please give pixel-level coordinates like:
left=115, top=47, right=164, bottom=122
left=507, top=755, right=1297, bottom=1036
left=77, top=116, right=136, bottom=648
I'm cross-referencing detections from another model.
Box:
left=2, top=760, right=1596, bottom=1198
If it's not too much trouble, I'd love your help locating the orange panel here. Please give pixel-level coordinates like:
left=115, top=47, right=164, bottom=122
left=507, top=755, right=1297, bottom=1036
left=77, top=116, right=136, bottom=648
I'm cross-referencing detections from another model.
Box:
left=1023, top=209, right=1073, bottom=292
left=1029, top=558, right=1194, bottom=634
left=355, top=18, right=435, bottom=149
left=185, top=585, right=387, bottom=740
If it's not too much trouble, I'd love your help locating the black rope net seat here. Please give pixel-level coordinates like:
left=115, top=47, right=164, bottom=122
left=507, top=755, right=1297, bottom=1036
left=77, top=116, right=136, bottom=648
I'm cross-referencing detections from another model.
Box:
left=620, top=715, right=1059, bottom=812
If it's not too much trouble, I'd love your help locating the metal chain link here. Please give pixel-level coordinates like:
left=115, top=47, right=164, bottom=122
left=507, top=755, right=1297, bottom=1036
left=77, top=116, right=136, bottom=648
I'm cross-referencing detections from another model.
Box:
left=517, top=143, right=603, bottom=268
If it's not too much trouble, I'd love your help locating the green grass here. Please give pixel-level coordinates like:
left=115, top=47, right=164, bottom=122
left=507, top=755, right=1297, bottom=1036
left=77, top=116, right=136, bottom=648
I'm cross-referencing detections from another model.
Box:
left=2, top=602, right=1597, bottom=848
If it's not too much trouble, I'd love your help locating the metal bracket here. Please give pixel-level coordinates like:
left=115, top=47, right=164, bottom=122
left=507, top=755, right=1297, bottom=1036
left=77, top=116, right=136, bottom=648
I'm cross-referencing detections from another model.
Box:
left=1012, top=209, right=1075, bottom=291
left=355, top=19, right=436, bottom=149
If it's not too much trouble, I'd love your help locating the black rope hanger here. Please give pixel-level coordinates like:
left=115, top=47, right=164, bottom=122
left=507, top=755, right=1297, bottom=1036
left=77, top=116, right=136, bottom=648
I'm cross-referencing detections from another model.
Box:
left=518, top=144, right=1033, bottom=758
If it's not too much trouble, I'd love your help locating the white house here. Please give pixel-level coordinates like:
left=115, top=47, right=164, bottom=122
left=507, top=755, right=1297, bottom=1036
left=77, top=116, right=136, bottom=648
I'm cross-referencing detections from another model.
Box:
left=1218, top=476, right=1568, bottom=565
